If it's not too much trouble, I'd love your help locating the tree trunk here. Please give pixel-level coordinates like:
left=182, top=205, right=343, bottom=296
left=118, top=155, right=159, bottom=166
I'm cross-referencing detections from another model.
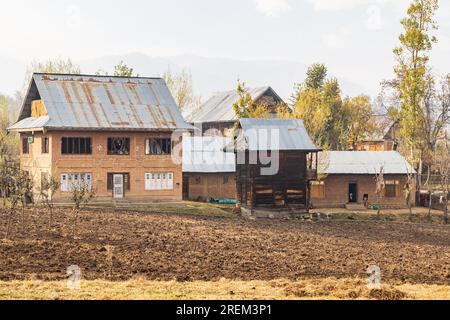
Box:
left=444, top=193, right=449, bottom=225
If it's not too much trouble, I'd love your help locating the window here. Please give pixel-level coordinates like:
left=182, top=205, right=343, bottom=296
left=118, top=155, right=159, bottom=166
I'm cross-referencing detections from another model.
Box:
left=223, top=176, right=229, bottom=184
left=107, top=173, right=130, bottom=191
left=145, top=138, right=172, bottom=155
left=311, top=181, right=325, bottom=199
left=42, top=136, right=49, bottom=154
left=61, top=137, right=92, bottom=155
left=22, top=137, right=30, bottom=154
left=60, top=173, right=92, bottom=192
left=145, top=172, right=174, bottom=190
left=108, top=138, right=130, bottom=155
left=385, top=180, right=400, bottom=198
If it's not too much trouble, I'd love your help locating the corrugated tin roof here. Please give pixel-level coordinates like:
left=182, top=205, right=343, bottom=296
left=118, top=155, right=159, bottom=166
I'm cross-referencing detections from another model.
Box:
left=228, top=118, right=321, bottom=152
left=320, top=151, right=415, bottom=175
left=7, top=116, right=50, bottom=131
left=8, top=73, right=193, bottom=131
left=183, top=136, right=236, bottom=173
left=186, top=86, right=279, bottom=123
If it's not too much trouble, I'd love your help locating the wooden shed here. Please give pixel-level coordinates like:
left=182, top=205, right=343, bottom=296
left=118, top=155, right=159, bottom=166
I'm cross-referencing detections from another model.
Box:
left=226, top=119, right=321, bottom=214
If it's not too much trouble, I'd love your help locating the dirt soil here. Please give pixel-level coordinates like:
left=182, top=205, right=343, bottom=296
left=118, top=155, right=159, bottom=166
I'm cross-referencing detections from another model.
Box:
left=0, top=207, right=449, bottom=284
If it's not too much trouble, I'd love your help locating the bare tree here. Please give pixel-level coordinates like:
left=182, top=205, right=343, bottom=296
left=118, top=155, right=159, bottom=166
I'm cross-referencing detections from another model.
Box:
left=38, top=175, right=60, bottom=227
left=404, top=167, right=415, bottom=220
left=375, top=166, right=385, bottom=217
left=162, top=69, right=201, bottom=113
left=4, top=167, right=33, bottom=239
left=437, top=135, right=450, bottom=225
left=70, top=178, right=96, bottom=237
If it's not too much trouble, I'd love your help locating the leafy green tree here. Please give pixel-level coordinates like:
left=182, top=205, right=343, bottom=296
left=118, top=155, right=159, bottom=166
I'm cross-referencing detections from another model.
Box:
left=290, top=63, right=327, bottom=106
left=344, top=95, right=376, bottom=150
left=393, top=0, right=439, bottom=161
left=232, top=80, right=271, bottom=120
left=113, top=61, right=137, bottom=77
left=305, top=63, right=328, bottom=90
left=284, top=69, right=350, bottom=150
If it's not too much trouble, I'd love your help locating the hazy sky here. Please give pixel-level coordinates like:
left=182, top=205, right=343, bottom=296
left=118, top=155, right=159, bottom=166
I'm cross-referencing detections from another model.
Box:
left=0, top=0, right=449, bottom=96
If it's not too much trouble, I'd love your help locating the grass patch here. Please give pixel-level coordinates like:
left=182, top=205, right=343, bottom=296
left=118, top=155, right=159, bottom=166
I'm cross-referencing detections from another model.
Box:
left=0, top=278, right=449, bottom=300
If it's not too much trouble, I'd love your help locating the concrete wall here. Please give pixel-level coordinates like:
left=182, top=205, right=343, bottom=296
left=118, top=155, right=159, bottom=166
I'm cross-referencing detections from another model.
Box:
left=311, top=174, right=410, bottom=208
left=20, top=131, right=183, bottom=202
left=185, top=173, right=236, bottom=201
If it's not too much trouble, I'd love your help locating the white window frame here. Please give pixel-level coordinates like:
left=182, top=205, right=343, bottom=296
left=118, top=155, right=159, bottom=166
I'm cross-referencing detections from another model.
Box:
left=60, top=173, right=93, bottom=192
left=145, top=172, right=174, bottom=190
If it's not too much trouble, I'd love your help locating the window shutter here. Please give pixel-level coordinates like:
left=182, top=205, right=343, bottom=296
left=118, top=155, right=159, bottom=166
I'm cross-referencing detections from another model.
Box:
left=168, top=173, right=173, bottom=190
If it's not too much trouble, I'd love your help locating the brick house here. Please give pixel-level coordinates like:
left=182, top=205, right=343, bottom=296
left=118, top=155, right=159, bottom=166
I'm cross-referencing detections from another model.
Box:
left=7, top=73, right=192, bottom=202
left=182, top=136, right=236, bottom=201
left=311, top=151, right=415, bottom=208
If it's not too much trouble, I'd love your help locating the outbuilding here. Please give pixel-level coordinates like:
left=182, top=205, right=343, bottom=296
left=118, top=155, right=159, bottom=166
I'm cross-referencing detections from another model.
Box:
left=311, top=151, right=415, bottom=208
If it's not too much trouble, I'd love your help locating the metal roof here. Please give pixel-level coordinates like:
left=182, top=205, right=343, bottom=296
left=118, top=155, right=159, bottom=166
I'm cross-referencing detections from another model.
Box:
left=227, top=118, right=321, bottom=152
left=320, top=151, right=415, bottom=175
left=7, top=116, right=50, bottom=131
left=183, top=136, right=236, bottom=173
left=8, top=73, right=193, bottom=132
left=186, top=86, right=281, bottom=123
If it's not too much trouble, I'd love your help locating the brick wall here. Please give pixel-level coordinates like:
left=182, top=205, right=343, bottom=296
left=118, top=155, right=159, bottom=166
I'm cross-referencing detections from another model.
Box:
left=20, top=131, right=183, bottom=202
left=185, top=173, right=236, bottom=201
left=311, top=174, right=410, bottom=207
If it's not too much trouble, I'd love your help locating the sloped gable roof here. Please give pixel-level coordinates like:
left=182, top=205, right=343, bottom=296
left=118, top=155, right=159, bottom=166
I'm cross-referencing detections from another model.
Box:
left=186, top=86, right=283, bottom=123
left=227, top=118, right=320, bottom=152
left=9, top=73, right=192, bottom=131
left=320, top=151, right=415, bottom=175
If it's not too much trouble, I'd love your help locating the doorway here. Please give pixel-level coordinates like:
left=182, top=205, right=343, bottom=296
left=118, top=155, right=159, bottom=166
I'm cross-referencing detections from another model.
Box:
left=113, top=174, right=124, bottom=199
left=348, top=183, right=358, bottom=203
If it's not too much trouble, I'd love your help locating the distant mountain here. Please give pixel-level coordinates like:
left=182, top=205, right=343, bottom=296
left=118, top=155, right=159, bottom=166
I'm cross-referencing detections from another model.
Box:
left=79, top=53, right=371, bottom=101
left=0, top=53, right=372, bottom=101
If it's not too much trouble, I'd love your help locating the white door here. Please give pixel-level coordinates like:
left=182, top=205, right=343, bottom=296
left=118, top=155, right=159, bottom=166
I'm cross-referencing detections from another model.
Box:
left=113, top=174, right=124, bottom=198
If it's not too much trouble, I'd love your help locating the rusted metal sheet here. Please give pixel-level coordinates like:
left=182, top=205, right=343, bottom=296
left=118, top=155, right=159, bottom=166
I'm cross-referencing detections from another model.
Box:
left=11, top=73, right=193, bottom=131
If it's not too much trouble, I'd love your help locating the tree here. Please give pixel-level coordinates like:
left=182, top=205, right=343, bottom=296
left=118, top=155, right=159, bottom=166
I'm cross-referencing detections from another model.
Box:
left=38, top=175, right=60, bottom=227
left=392, top=0, right=439, bottom=166
left=162, top=69, right=201, bottom=112
left=3, top=167, right=33, bottom=239
left=375, top=166, right=386, bottom=217
left=344, top=96, right=376, bottom=150
left=305, top=63, right=328, bottom=91
left=0, top=95, right=19, bottom=161
left=290, top=63, right=327, bottom=106
left=284, top=72, right=349, bottom=150
left=232, top=80, right=271, bottom=120
left=17, top=169, right=33, bottom=229
left=70, top=178, right=95, bottom=237
left=113, top=61, right=136, bottom=77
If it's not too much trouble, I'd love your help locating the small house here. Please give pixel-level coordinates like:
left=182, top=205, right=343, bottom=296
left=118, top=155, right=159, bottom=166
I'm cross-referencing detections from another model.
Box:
left=227, top=118, right=321, bottom=214
left=7, top=73, right=192, bottom=202
left=311, top=151, right=415, bottom=208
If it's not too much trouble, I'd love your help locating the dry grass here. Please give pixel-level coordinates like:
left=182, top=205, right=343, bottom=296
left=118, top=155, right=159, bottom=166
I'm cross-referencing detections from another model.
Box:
left=1, top=278, right=449, bottom=300
left=313, top=207, right=448, bottom=224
